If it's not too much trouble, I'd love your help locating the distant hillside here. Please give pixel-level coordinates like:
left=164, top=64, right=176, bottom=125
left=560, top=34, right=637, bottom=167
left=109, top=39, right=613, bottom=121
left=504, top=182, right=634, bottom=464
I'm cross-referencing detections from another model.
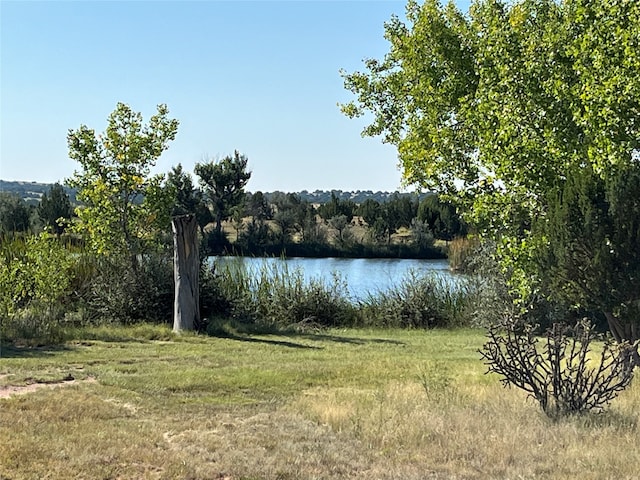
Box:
left=1, top=180, right=428, bottom=206
left=0, top=180, right=77, bottom=205
left=261, top=189, right=430, bottom=204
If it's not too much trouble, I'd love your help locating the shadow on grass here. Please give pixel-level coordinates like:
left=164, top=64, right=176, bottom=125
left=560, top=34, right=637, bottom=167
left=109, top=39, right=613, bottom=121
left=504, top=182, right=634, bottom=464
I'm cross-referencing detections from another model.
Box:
left=547, top=409, right=639, bottom=432
left=292, top=332, right=406, bottom=346
left=210, top=331, right=323, bottom=349
left=205, top=319, right=407, bottom=348
left=0, top=344, right=77, bottom=359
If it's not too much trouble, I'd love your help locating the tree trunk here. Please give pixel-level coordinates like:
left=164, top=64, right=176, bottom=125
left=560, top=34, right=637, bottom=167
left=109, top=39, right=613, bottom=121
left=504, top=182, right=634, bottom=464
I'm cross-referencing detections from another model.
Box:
left=172, top=214, right=200, bottom=332
left=604, top=310, right=640, bottom=368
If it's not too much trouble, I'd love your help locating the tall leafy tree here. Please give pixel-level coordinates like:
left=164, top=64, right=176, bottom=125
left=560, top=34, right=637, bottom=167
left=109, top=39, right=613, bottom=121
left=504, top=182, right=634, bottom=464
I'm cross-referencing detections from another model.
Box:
left=38, top=183, right=72, bottom=235
left=341, top=0, right=640, bottom=340
left=67, top=103, right=178, bottom=262
left=195, top=151, right=252, bottom=238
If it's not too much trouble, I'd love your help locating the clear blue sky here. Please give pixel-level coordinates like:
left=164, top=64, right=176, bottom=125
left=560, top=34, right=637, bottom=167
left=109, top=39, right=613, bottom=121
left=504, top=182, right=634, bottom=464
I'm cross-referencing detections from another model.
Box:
left=1, top=0, right=471, bottom=193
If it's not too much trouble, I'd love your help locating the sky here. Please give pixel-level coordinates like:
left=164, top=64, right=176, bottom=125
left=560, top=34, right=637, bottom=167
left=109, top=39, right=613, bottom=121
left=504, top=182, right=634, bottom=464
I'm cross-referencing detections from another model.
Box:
left=1, top=0, right=471, bottom=193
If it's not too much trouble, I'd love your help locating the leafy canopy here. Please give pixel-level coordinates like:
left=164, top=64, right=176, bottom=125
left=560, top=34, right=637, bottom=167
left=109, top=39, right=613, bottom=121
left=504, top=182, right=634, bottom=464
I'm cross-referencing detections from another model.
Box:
left=67, top=103, right=179, bottom=258
left=341, top=0, right=640, bottom=232
left=341, top=0, right=640, bottom=308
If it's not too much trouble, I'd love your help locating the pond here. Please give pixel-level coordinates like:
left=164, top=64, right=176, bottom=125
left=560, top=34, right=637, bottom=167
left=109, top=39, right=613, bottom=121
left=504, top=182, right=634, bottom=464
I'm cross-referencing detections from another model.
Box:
left=210, top=256, right=459, bottom=300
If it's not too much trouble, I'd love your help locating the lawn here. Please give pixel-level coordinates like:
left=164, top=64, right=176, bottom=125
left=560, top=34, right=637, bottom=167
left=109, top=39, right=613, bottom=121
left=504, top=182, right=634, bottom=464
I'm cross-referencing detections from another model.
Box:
left=1, top=325, right=639, bottom=479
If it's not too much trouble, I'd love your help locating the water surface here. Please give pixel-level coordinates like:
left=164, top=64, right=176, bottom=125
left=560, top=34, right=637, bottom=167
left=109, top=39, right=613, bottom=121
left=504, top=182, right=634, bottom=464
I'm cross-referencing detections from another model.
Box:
left=211, top=256, right=455, bottom=300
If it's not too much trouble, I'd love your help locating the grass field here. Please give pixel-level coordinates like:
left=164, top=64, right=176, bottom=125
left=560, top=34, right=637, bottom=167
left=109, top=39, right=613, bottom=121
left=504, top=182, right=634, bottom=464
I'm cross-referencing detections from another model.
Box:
left=2, top=325, right=640, bottom=479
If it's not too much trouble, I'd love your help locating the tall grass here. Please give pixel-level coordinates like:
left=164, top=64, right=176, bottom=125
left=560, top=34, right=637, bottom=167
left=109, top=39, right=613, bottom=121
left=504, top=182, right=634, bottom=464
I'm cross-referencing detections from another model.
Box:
left=209, top=258, right=358, bottom=329
left=205, top=259, right=479, bottom=330
left=447, top=236, right=480, bottom=272
left=356, top=271, right=477, bottom=328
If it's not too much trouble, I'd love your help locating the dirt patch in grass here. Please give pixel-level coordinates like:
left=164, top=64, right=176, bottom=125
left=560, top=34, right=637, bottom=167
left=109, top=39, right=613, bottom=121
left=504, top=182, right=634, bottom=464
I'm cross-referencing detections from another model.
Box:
left=0, top=375, right=97, bottom=399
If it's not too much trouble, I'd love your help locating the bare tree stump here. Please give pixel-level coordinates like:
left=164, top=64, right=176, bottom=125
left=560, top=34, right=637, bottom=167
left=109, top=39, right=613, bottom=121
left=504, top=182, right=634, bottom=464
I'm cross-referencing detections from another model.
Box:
left=172, top=214, right=200, bottom=332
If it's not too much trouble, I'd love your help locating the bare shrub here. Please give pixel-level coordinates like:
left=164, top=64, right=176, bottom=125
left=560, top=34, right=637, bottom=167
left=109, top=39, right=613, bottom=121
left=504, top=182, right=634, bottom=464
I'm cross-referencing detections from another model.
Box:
left=481, top=318, right=636, bottom=418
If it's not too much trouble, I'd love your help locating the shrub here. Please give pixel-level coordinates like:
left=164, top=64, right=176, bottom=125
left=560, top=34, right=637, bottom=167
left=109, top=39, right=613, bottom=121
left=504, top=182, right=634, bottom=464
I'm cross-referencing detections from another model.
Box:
left=481, top=318, right=636, bottom=418
left=208, top=259, right=357, bottom=329
left=83, top=252, right=174, bottom=325
left=0, top=233, right=75, bottom=342
left=357, top=271, right=476, bottom=328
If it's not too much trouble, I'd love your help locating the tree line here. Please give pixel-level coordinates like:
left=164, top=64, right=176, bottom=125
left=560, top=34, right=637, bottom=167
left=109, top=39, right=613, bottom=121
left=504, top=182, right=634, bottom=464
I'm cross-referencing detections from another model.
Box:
left=1, top=139, right=465, bottom=260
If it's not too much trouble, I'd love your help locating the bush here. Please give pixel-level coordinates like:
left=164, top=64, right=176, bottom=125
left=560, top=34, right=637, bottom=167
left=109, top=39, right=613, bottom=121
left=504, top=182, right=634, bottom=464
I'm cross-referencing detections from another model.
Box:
left=82, top=253, right=174, bottom=325
left=481, top=318, right=636, bottom=418
left=357, top=271, right=476, bottom=328
left=208, top=259, right=358, bottom=329
left=0, top=233, right=75, bottom=342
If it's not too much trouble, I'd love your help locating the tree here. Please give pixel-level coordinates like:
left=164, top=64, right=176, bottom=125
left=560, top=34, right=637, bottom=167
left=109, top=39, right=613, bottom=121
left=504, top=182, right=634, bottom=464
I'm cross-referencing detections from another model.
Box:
left=230, top=204, right=246, bottom=242
left=166, top=164, right=212, bottom=236
left=386, top=193, right=417, bottom=231
left=537, top=163, right=640, bottom=347
left=0, top=193, right=31, bottom=234
left=67, top=103, right=178, bottom=263
left=341, top=0, right=640, bottom=340
left=417, top=194, right=465, bottom=241
left=328, top=214, right=350, bottom=245
left=195, top=151, right=252, bottom=239
left=356, top=198, right=382, bottom=227
left=38, top=183, right=72, bottom=235
left=317, top=193, right=356, bottom=222
left=246, top=191, right=272, bottom=221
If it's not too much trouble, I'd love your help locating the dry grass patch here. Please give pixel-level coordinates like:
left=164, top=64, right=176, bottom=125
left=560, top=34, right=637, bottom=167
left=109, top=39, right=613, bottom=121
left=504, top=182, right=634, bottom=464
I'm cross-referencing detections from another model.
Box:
left=294, top=379, right=640, bottom=479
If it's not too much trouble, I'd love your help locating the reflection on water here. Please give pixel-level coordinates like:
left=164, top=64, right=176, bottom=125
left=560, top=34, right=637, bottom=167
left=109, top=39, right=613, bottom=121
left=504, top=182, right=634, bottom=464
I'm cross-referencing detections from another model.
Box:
left=210, top=256, right=458, bottom=300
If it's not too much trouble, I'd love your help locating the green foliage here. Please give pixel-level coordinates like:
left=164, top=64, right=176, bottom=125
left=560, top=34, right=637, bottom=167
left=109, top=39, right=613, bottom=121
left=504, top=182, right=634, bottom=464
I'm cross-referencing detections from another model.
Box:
left=357, top=271, right=476, bottom=329
left=536, top=162, right=640, bottom=342
left=165, top=163, right=212, bottom=235
left=0, top=192, right=32, bottom=234
left=417, top=194, right=466, bottom=241
left=67, top=102, right=178, bottom=259
left=341, top=0, right=640, bottom=314
left=82, top=253, right=174, bottom=325
left=236, top=217, right=275, bottom=253
left=356, top=198, right=382, bottom=226
left=195, top=151, right=252, bottom=244
left=37, top=183, right=73, bottom=235
left=209, top=259, right=358, bottom=329
left=0, top=233, right=75, bottom=341
left=317, top=192, right=356, bottom=221
left=245, top=191, right=272, bottom=220
left=409, top=218, right=435, bottom=250
left=200, top=259, right=478, bottom=331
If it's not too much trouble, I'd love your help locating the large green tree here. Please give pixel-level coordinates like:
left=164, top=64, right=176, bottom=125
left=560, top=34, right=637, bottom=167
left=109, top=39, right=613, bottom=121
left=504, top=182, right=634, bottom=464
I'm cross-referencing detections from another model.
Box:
left=341, top=0, right=640, bottom=339
left=194, top=151, right=252, bottom=238
left=67, top=103, right=179, bottom=262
